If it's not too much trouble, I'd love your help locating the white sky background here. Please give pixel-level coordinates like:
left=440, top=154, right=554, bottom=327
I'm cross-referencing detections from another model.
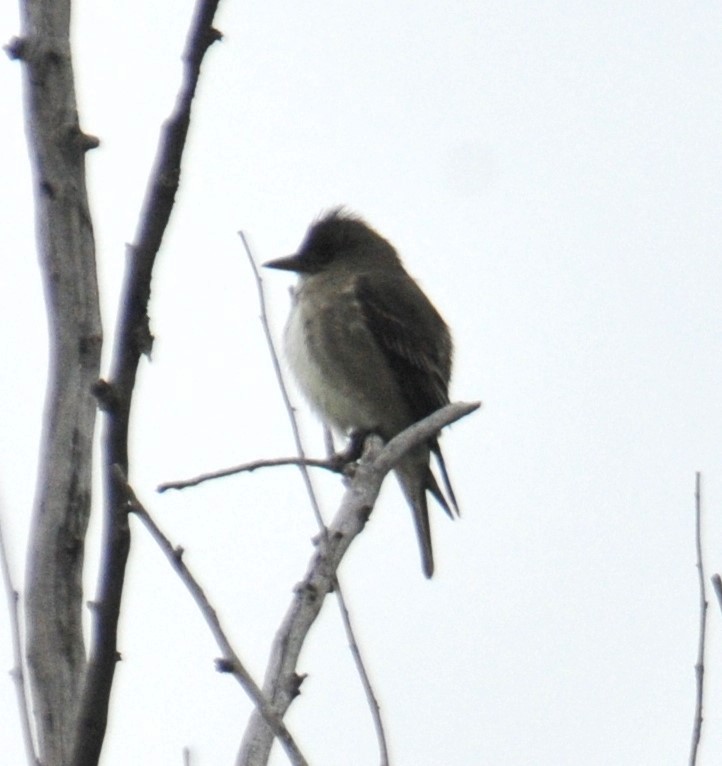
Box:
left=2, top=2, right=722, bottom=764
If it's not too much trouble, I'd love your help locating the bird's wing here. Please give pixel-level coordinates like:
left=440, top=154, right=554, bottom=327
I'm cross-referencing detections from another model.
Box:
left=356, top=271, right=459, bottom=519
left=355, top=271, right=452, bottom=424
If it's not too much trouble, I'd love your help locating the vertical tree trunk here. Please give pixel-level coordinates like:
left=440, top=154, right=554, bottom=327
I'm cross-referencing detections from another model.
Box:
left=17, top=1, right=102, bottom=763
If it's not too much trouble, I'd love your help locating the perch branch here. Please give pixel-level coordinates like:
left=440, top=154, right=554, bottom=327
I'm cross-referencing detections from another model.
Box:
left=236, top=401, right=479, bottom=765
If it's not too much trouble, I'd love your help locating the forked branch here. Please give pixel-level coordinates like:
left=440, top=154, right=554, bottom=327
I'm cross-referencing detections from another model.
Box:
left=236, top=401, right=479, bottom=766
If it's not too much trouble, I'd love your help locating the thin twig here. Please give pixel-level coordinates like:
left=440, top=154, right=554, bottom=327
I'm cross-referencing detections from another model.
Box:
left=0, top=508, right=39, bottom=766
left=239, top=232, right=327, bottom=530
left=112, top=466, right=309, bottom=766
left=334, top=585, right=389, bottom=766
left=157, top=456, right=341, bottom=493
left=240, top=234, right=391, bottom=765
left=689, top=471, right=707, bottom=766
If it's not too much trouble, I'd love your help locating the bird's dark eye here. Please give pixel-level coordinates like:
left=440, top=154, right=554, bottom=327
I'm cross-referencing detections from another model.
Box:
left=298, top=211, right=369, bottom=270
left=304, top=227, right=348, bottom=266
left=311, top=238, right=337, bottom=263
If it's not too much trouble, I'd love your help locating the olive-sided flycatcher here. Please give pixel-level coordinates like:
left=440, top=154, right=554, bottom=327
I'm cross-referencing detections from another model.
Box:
left=264, top=209, right=458, bottom=577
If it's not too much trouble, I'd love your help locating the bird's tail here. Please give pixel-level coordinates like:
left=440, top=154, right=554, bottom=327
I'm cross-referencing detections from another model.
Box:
left=431, top=440, right=459, bottom=518
left=396, top=464, right=435, bottom=578
left=395, top=443, right=458, bottom=578
left=396, top=438, right=460, bottom=578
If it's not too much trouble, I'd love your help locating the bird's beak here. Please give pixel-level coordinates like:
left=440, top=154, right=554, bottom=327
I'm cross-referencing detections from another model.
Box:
left=263, top=253, right=303, bottom=272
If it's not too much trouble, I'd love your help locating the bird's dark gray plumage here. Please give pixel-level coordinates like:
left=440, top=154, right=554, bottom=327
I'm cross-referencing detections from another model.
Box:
left=264, top=209, right=458, bottom=577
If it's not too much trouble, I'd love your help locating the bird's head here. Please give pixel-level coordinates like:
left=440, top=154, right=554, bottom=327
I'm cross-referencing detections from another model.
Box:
left=264, top=209, right=401, bottom=275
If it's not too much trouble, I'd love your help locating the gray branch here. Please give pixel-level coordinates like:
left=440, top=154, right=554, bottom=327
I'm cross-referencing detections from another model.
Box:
left=237, top=401, right=479, bottom=766
left=13, top=0, right=223, bottom=764
left=13, top=1, right=102, bottom=764
left=114, top=467, right=309, bottom=766
left=71, top=3, right=223, bottom=765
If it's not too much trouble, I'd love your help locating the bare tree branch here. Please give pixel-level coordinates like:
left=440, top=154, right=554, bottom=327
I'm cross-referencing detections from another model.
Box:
left=0, top=506, right=39, bottom=766
left=236, top=401, right=479, bottom=766
left=376, top=402, right=479, bottom=474
left=111, top=466, right=309, bottom=766
left=333, top=584, right=389, bottom=766
left=690, top=471, right=707, bottom=766
left=157, top=456, right=341, bottom=493
left=241, top=232, right=329, bottom=531
left=71, top=3, right=223, bottom=764
left=13, top=1, right=102, bottom=763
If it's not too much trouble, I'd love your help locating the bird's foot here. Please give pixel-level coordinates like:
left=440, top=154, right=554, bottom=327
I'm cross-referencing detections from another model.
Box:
left=328, top=430, right=373, bottom=474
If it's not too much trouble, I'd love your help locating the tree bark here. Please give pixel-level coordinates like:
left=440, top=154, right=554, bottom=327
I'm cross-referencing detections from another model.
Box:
left=16, top=1, right=102, bottom=764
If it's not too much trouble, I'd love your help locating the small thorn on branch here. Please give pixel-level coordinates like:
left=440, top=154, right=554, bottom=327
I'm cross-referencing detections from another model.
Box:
left=215, top=657, right=235, bottom=674
left=80, top=132, right=101, bottom=151
left=289, top=673, right=306, bottom=699
left=4, top=36, right=26, bottom=60
left=91, top=379, right=117, bottom=412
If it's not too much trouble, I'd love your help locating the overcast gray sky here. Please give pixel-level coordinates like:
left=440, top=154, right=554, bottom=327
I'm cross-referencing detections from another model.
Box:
left=2, top=2, right=722, bottom=764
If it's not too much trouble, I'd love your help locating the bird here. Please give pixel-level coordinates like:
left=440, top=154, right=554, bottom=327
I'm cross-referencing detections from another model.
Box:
left=264, top=209, right=458, bottom=577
